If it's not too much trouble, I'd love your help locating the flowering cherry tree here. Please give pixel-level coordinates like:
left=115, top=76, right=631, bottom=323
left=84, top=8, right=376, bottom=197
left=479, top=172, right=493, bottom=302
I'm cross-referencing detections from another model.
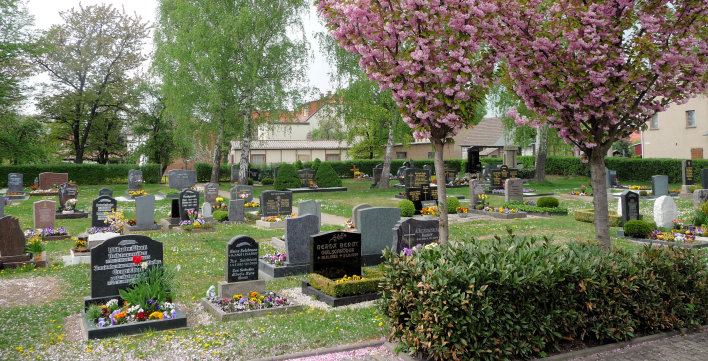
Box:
left=484, top=0, right=708, bottom=247
left=318, top=0, right=496, bottom=243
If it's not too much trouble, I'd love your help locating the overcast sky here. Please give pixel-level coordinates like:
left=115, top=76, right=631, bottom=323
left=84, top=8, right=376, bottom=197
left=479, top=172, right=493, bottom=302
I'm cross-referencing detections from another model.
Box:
left=24, top=0, right=334, bottom=111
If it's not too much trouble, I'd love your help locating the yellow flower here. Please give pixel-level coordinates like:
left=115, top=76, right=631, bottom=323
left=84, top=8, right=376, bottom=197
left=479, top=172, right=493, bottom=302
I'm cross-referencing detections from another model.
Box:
left=216, top=197, right=224, bottom=203
left=149, top=311, right=164, bottom=320
left=233, top=294, right=243, bottom=300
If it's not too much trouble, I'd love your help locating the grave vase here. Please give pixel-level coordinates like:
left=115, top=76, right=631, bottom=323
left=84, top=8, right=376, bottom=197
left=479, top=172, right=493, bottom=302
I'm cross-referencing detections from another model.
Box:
left=34, top=251, right=46, bottom=261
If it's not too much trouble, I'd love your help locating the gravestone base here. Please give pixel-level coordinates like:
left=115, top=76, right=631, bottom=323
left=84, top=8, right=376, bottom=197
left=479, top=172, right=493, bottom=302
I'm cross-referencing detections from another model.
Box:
left=284, top=187, right=347, bottom=194
left=467, top=209, right=528, bottom=219
left=125, top=223, right=162, bottom=233
left=55, top=210, right=88, bottom=219
left=680, top=185, right=693, bottom=199
left=62, top=249, right=91, bottom=266
left=80, top=306, right=188, bottom=340
left=361, top=254, right=384, bottom=267
left=86, top=232, right=121, bottom=249
left=0, top=254, right=45, bottom=269
left=258, top=260, right=309, bottom=279
left=44, top=234, right=71, bottom=242
left=256, top=220, right=285, bottom=229
left=4, top=192, right=27, bottom=200
left=200, top=297, right=302, bottom=322
left=301, top=281, right=381, bottom=307
left=165, top=193, right=179, bottom=199
left=269, top=237, right=285, bottom=250
left=159, top=218, right=182, bottom=231
left=218, top=279, right=265, bottom=299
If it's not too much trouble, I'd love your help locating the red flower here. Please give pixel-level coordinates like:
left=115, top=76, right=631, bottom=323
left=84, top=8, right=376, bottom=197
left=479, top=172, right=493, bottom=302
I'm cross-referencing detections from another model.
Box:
left=135, top=311, right=148, bottom=321
left=132, top=255, right=143, bottom=264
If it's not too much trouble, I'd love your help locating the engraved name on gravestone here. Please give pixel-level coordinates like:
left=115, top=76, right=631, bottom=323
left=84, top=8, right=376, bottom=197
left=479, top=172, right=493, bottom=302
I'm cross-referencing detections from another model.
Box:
left=620, top=190, right=640, bottom=224
left=90, top=235, right=163, bottom=298
left=392, top=218, right=439, bottom=252
left=128, top=169, right=143, bottom=190
left=259, top=190, right=292, bottom=217
left=228, top=199, right=246, bottom=222
left=405, top=187, right=423, bottom=213
left=230, top=185, right=253, bottom=203
left=58, top=183, right=79, bottom=209
left=168, top=169, right=196, bottom=190
left=178, top=189, right=200, bottom=221
left=8, top=173, right=23, bottom=193
left=403, top=168, right=430, bottom=188
left=98, top=188, right=113, bottom=197
left=311, top=231, right=361, bottom=279
left=505, top=178, right=524, bottom=202
left=39, top=172, right=68, bottom=190
left=682, top=160, right=694, bottom=185
left=226, top=236, right=259, bottom=282
left=91, top=196, right=117, bottom=228
left=444, top=162, right=457, bottom=182
left=297, top=169, right=316, bottom=188
left=204, top=182, right=219, bottom=204
left=33, top=200, right=56, bottom=229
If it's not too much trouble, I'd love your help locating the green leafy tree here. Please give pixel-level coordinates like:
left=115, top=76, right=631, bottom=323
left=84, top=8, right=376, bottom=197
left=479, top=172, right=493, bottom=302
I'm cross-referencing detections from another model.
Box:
left=0, top=114, right=50, bottom=164
left=0, top=0, right=34, bottom=116
left=35, top=4, right=149, bottom=164
left=154, top=0, right=310, bottom=184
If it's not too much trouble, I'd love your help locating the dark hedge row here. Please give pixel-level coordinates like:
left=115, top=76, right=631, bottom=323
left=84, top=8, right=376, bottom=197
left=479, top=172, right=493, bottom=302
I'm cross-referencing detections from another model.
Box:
left=0, top=164, right=161, bottom=186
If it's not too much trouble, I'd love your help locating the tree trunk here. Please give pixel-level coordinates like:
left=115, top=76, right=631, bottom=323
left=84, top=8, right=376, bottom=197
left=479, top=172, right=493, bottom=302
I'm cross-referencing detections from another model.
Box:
left=432, top=137, right=449, bottom=244
left=534, top=124, right=549, bottom=181
left=589, top=147, right=611, bottom=249
left=238, top=115, right=251, bottom=185
left=210, top=118, right=225, bottom=183
left=378, top=121, right=395, bottom=189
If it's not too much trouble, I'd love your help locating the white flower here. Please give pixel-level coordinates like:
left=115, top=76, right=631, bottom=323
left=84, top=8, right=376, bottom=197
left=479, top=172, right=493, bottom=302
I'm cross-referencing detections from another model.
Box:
left=141, top=262, right=147, bottom=269
left=106, top=299, right=118, bottom=308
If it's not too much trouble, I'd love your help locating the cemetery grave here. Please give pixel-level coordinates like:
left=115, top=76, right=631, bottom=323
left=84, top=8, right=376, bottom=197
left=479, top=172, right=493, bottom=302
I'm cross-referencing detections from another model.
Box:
left=260, top=214, right=319, bottom=278
left=55, top=182, right=88, bottom=219
left=4, top=173, right=27, bottom=200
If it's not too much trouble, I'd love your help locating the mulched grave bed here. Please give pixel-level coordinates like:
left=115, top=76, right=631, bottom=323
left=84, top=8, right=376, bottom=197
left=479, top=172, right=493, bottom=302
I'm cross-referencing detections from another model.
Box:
left=301, top=281, right=381, bottom=307
left=30, top=192, right=58, bottom=197
left=467, top=209, right=527, bottom=219
left=44, top=235, right=72, bottom=241
left=200, top=297, right=303, bottom=322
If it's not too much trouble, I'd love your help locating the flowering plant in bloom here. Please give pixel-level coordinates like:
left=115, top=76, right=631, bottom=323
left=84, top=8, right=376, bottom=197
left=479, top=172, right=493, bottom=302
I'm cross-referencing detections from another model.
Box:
left=261, top=251, right=287, bottom=267
left=244, top=201, right=260, bottom=208
left=402, top=243, right=438, bottom=257
left=87, top=226, right=117, bottom=234
left=456, top=206, right=468, bottom=214
left=65, top=198, right=78, bottom=210
left=477, top=194, right=489, bottom=207
left=86, top=299, right=177, bottom=327
left=335, top=274, right=366, bottom=284
left=25, top=227, right=68, bottom=238
left=104, top=210, right=125, bottom=233
left=128, top=189, right=148, bottom=197
left=420, top=206, right=438, bottom=216
left=262, top=213, right=296, bottom=222
left=344, top=218, right=353, bottom=229
left=208, top=291, right=291, bottom=313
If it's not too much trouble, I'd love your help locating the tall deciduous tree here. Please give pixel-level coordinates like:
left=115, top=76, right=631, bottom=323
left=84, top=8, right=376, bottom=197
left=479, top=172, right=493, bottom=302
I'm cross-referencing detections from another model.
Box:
left=132, top=81, right=183, bottom=171
left=318, top=0, right=495, bottom=242
left=36, top=4, right=149, bottom=164
left=154, top=0, right=310, bottom=184
left=485, top=0, right=708, bottom=247
left=0, top=0, right=34, bottom=116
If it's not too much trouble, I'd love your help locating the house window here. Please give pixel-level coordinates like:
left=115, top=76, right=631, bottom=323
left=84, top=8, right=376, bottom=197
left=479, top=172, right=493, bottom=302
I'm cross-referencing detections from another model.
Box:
left=325, top=154, right=340, bottom=161
left=396, top=152, right=407, bottom=159
left=650, top=114, right=658, bottom=129
left=686, top=110, right=696, bottom=128
left=297, top=154, right=311, bottom=162
left=428, top=152, right=434, bottom=159
left=251, top=154, right=266, bottom=165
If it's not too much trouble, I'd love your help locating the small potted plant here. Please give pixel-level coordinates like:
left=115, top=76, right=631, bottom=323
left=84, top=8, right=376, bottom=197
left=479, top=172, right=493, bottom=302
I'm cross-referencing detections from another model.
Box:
left=456, top=206, right=469, bottom=218
left=72, top=237, right=89, bottom=253
left=26, top=235, right=46, bottom=261
left=64, top=198, right=78, bottom=213
left=420, top=206, right=438, bottom=219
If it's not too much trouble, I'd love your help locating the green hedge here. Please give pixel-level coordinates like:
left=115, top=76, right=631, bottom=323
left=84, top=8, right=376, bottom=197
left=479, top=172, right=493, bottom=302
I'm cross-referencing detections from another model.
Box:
left=380, top=232, right=708, bottom=360
left=194, top=162, right=231, bottom=182
left=309, top=270, right=383, bottom=297
left=574, top=209, right=625, bottom=227
left=0, top=164, right=161, bottom=186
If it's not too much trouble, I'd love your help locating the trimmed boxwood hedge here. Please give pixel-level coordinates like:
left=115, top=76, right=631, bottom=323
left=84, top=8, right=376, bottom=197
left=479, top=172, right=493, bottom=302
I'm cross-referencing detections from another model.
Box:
left=308, top=273, right=382, bottom=297
left=314, top=162, right=342, bottom=187
left=0, top=163, right=161, bottom=186
left=380, top=231, right=708, bottom=360
left=274, top=163, right=300, bottom=191
left=574, top=209, right=626, bottom=227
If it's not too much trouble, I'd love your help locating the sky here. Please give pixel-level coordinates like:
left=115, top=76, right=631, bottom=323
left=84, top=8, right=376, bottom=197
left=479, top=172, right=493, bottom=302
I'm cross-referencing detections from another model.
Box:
left=23, top=0, right=335, bottom=111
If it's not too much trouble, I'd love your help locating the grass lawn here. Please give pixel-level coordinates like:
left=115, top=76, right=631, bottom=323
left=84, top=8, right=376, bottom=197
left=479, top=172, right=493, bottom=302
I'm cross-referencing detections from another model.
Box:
left=0, top=175, right=703, bottom=360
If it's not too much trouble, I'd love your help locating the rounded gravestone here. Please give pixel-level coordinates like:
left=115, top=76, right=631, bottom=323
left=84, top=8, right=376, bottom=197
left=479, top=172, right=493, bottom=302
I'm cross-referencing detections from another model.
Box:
left=653, top=195, right=677, bottom=229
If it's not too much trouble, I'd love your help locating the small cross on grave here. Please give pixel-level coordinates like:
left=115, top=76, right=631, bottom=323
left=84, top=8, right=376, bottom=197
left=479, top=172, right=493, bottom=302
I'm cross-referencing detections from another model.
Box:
left=350, top=165, right=360, bottom=178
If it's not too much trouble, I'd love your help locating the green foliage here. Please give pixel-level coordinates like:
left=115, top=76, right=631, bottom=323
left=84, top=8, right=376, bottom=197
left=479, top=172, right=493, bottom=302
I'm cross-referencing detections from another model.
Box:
left=692, top=210, right=708, bottom=227
left=213, top=210, right=228, bottom=222
left=295, top=160, right=304, bottom=170
left=25, top=238, right=45, bottom=253
left=623, top=220, right=653, bottom=238
left=504, top=201, right=568, bottom=214
left=639, top=190, right=648, bottom=196
left=0, top=115, right=51, bottom=164
left=274, top=163, right=300, bottom=191
left=398, top=200, right=415, bottom=217
left=119, top=265, right=174, bottom=312
left=312, top=158, right=321, bottom=172
left=194, top=163, right=230, bottom=182
left=537, top=196, right=559, bottom=208
left=0, top=164, right=160, bottom=186
left=446, top=197, right=460, bottom=214
left=700, top=201, right=708, bottom=217
left=308, top=273, right=382, bottom=298
left=379, top=231, right=708, bottom=360
left=260, top=177, right=274, bottom=185
left=247, top=178, right=254, bottom=185
left=85, top=304, right=104, bottom=323
left=314, top=162, right=342, bottom=188
left=574, top=209, right=626, bottom=227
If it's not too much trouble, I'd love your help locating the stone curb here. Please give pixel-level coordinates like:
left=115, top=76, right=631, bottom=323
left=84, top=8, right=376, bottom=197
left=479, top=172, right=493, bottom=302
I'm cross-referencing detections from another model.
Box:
left=253, top=338, right=385, bottom=361
left=382, top=325, right=708, bottom=361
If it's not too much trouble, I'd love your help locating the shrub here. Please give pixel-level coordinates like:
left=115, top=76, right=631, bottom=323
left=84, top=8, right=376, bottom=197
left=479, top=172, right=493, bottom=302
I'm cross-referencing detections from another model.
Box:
left=700, top=201, right=708, bottom=216
left=693, top=210, right=708, bottom=227
left=639, top=190, right=648, bottom=196
left=504, top=201, right=568, bottom=214
left=295, top=160, right=304, bottom=170
left=247, top=178, right=254, bottom=185
left=194, top=162, right=230, bottom=182
left=446, top=197, right=460, bottom=214
left=379, top=231, right=708, bottom=360
left=312, top=158, right=322, bottom=172
left=273, top=164, right=300, bottom=191
left=574, top=209, right=624, bottom=227
left=213, top=211, right=228, bottom=222
left=0, top=163, right=161, bottom=186
left=398, top=200, right=415, bottom=217
left=314, top=162, right=342, bottom=188
left=537, top=196, right=559, bottom=208
left=309, top=271, right=382, bottom=297
left=260, top=177, right=274, bottom=185
left=623, top=220, right=653, bottom=238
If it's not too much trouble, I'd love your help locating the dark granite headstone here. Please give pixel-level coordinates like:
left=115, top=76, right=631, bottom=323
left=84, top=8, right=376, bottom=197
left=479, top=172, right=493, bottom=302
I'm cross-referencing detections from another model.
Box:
left=226, top=236, right=259, bottom=282
left=311, top=231, right=361, bottom=279
left=128, top=169, right=143, bottom=190
left=8, top=173, right=23, bottom=193
left=90, top=235, right=163, bottom=299
left=0, top=216, right=26, bottom=256
left=444, top=162, right=457, bottom=182
left=228, top=199, right=246, bottom=222
left=703, top=169, right=708, bottom=189
left=170, top=198, right=180, bottom=218
left=405, top=187, right=423, bottom=213
left=249, top=168, right=260, bottom=181
left=58, top=183, right=79, bottom=210
left=230, top=185, right=253, bottom=203
left=466, top=148, right=481, bottom=173
left=621, top=190, right=640, bottom=224
left=98, top=188, right=113, bottom=197
left=33, top=200, right=56, bottom=229
left=167, top=169, right=196, bottom=190
left=402, top=168, right=430, bottom=188
left=204, top=182, right=219, bottom=204
left=371, top=163, right=383, bottom=187
left=285, top=214, right=319, bottom=265
left=682, top=160, right=694, bottom=185
left=651, top=175, right=669, bottom=197
left=297, top=169, right=316, bottom=187
left=491, top=165, right=518, bottom=189
left=39, top=172, right=68, bottom=190
left=392, top=218, right=439, bottom=252
left=91, top=196, right=117, bottom=228
left=260, top=190, right=293, bottom=217
left=135, top=195, right=155, bottom=228
left=178, top=189, right=200, bottom=221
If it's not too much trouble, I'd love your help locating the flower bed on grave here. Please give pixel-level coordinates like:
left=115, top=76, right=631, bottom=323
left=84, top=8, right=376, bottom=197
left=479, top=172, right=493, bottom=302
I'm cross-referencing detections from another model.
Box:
left=302, top=268, right=384, bottom=307
left=29, top=188, right=58, bottom=197
left=467, top=206, right=527, bottom=219
left=255, top=214, right=295, bottom=229
left=25, top=227, right=70, bottom=242
left=244, top=201, right=260, bottom=208
left=622, top=221, right=708, bottom=248
left=202, top=291, right=298, bottom=321
left=127, top=190, right=148, bottom=198
left=504, top=200, right=568, bottom=215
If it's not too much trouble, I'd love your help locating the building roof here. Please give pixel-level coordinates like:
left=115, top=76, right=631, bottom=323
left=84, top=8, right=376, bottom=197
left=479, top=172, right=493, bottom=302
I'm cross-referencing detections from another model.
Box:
left=454, top=117, right=507, bottom=147
left=230, top=139, right=349, bottom=150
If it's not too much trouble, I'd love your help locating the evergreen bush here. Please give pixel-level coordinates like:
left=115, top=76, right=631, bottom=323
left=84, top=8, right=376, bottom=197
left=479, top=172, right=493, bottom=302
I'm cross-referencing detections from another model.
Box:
left=260, top=177, right=274, bottom=185
left=446, top=197, right=460, bottom=214
left=273, top=164, right=300, bottom=190
left=314, top=162, right=342, bottom=188
left=398, top=200, right=415, bottom=217
left=537, top=196, right=559, bottom=208
left=623, top=220, right=653, bottom=238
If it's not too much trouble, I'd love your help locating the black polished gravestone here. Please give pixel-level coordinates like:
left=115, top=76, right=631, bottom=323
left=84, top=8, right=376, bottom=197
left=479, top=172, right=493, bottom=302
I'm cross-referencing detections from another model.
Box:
left=91, top=195, right=117, bottom=227
left=490, top=165, right=519, bottom=189
left=89, top=235, right=163, bottom=300
left=311, top=231, right=361, bottom=280
left=444, top=162, right=458, bottom=182
left=703, top=168, right=708, bottom=190
left=620, top=190, right=640, bottom=225
left=226, top=236, right=259, bottom=282
left=178, top=189, right=200, bottom=221
left=402, top=168, right=430, bottom=188
left=682, top=160, right=695, bottom=185
left=392, top=218, right=439, bottom=252
left=248, top=168, right=260, bottom=181
left=58, top=182, right=79, bottom=209
left=98, top=188, right=113, bottom=197
left=170, top=198, right=180, bottom=218
left=8, top=173, right=23, bottom=193
left=260, top=190, right=293, bottom=217
left=465, top=148, right=482, bottom=174
left=297, top=169, right=316, bottom=188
